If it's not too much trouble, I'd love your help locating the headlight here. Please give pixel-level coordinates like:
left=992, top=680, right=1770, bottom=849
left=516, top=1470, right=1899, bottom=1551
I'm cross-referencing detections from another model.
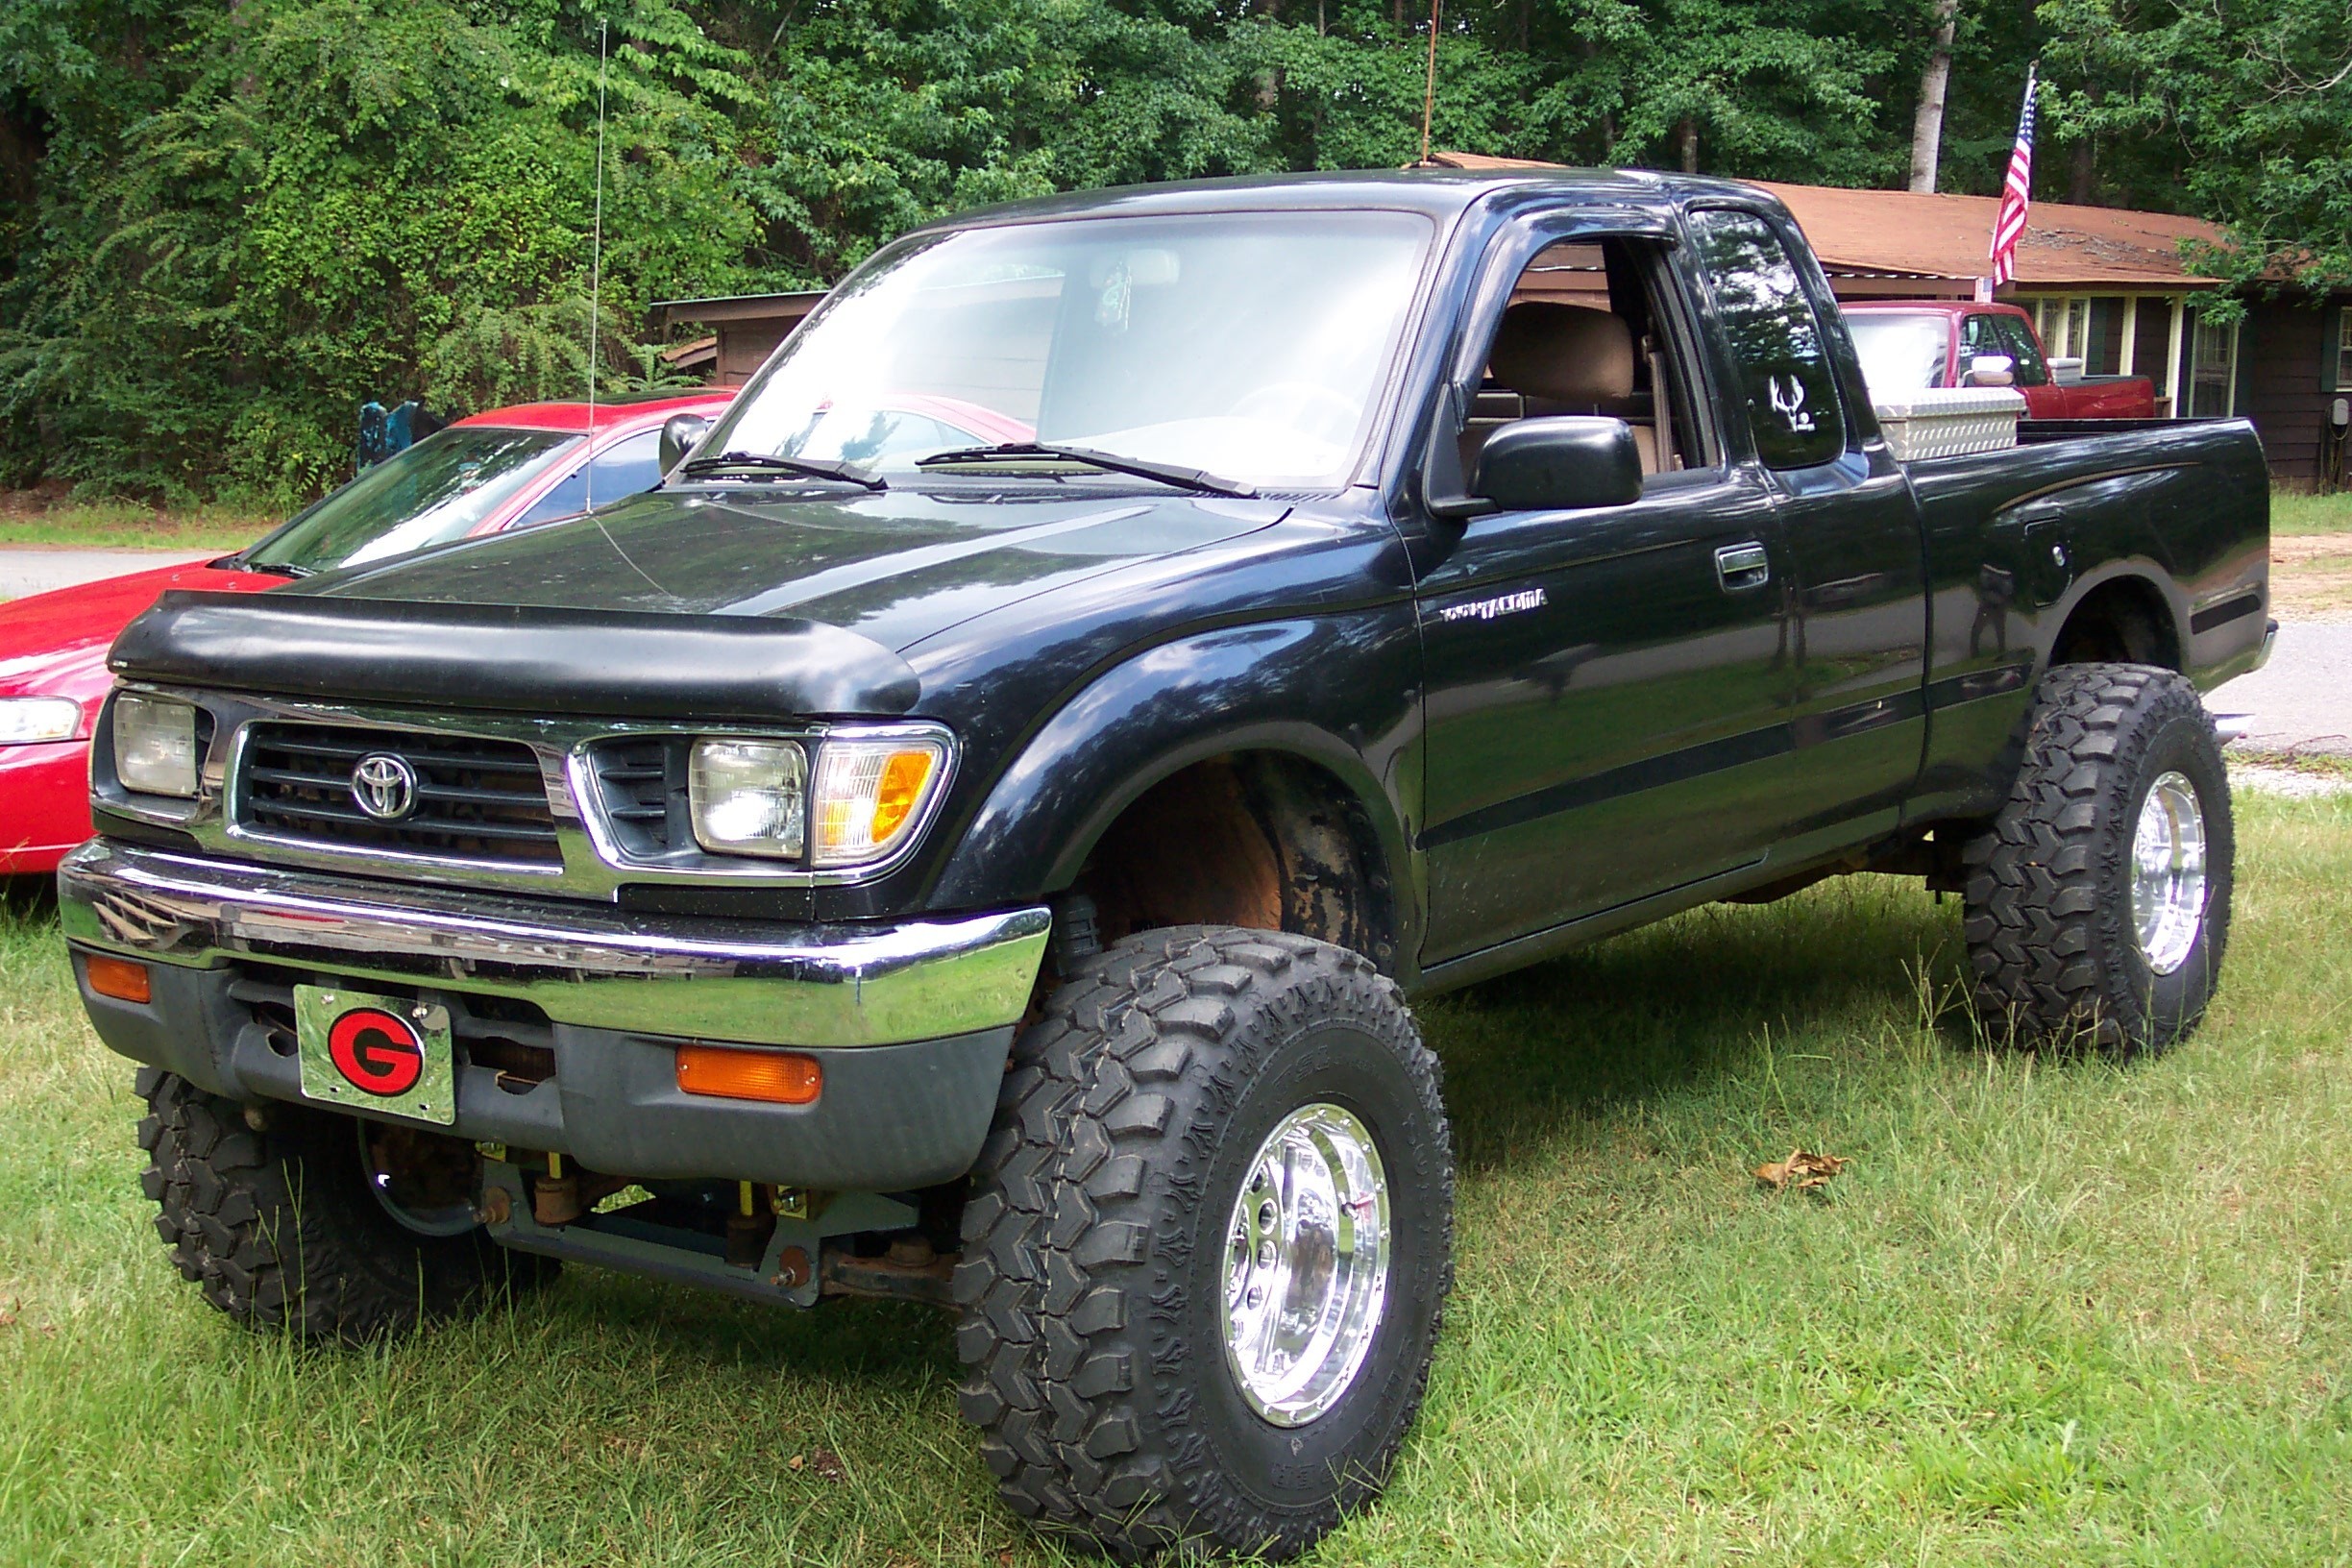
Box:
left=113, top=695, right=203, bottom=796
left=811, top=736, right=945, bottom=868
left=0, top=697, right=81, bottom=746
left=688, top=739, right=807, bottom=858
left=682, top=730, right=947, bottom=869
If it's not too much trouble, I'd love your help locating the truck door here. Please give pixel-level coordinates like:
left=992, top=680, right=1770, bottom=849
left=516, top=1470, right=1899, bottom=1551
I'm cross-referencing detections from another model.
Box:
left=1413, top=229, right=1792, bottom=964
left=1680, top=207, right=1929, bottom=845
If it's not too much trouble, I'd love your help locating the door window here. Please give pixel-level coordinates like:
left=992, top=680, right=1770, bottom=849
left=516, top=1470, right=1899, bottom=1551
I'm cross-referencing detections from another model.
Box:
left=1685, top=208, right=1846, bottom=470
left=1994, top=316, right=2050, bottom=385
left=514, top=429, right=666, bottom=527
left=1465, top=235, right=1711, bottom=485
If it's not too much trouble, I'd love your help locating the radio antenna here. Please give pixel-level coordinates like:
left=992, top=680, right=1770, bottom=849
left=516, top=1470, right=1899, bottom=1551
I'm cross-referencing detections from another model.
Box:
left=585, top=17, right=608, bottom=510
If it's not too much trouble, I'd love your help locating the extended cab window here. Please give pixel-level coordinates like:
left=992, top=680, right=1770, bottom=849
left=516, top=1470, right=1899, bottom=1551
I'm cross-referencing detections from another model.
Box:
left=1685, top=208, right=1845, bottom=470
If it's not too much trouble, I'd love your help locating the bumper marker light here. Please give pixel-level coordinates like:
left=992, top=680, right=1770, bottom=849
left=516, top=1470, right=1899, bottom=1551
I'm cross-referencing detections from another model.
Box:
left=85, top=954, right=152, bottom=1004
left=675, top=1043, right=822, bottom=1105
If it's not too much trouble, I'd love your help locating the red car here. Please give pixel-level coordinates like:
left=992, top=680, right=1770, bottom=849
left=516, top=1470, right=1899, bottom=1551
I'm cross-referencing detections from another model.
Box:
left=1844, top=301, right=2159, bottom=419
left=0, top=392, right=733, bottom=875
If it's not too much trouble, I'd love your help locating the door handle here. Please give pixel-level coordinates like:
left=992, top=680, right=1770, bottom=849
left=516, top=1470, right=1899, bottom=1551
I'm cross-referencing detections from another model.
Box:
left=1714, top=541, right=1772, bottom=593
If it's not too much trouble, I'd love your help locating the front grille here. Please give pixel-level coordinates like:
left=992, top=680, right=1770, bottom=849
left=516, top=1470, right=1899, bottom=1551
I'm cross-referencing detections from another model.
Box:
left=237, top=723, right=562, bottom=866
left=589, top=736, right=680, bottom=856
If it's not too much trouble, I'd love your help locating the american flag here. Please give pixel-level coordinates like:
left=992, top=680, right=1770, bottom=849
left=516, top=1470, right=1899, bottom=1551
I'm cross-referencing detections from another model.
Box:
left=1989, top=66, right=2039, bottom=286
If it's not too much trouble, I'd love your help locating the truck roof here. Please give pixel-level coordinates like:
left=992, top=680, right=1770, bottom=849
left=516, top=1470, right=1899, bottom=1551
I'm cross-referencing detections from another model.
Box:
left=909, top=167, right=1792, bottom=234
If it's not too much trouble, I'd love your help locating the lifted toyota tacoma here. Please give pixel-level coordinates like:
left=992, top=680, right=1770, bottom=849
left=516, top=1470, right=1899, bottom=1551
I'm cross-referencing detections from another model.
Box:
left=63, top=169, right=2270, bottom=1561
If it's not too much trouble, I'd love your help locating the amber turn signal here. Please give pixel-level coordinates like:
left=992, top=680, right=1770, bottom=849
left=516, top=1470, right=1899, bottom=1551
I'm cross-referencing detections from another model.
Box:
left=674, top=1043, right=822, bottom=1105
left=84, top=954, right=152, bottom=1004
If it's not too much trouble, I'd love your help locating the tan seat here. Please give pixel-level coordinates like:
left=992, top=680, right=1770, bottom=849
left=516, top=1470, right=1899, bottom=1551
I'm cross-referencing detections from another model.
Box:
left=1482, top=302, right=1659, bottom=474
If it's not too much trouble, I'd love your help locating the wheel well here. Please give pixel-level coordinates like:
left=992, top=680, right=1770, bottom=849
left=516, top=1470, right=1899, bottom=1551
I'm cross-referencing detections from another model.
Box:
left=2049, top=576, right=2180, bottom=671
left=1067, top=753, right=1397, bottom=972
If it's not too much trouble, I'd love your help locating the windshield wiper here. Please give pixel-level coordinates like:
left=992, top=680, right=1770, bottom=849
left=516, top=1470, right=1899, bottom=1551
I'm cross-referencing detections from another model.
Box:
left=916, top=442, right=1257, bottom=499
left=218, top=555, right=310, bottom=578
left=679, top=451, right=886, bottom=491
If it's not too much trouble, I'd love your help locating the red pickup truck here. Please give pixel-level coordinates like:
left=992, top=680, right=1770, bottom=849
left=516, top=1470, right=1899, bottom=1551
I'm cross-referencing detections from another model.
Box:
left=1844, top=301, right=2158, bottom=419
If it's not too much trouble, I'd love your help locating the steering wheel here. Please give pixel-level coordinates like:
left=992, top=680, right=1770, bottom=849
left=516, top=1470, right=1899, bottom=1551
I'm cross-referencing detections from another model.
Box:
left=1233, top=381, right=1362, bottom=448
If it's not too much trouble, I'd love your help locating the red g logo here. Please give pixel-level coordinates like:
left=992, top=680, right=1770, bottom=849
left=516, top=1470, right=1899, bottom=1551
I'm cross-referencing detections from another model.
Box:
left=327, top=1008, right=425, bottom=1096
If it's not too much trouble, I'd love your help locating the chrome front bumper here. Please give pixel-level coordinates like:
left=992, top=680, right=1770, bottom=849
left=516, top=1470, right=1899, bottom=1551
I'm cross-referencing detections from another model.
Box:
left=59, top=840, right=1050, bottom=1049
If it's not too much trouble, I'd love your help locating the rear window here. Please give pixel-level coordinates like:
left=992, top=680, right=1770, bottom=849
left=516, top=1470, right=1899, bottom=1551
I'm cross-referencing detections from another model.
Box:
left=1848, top=312, right=1950, bottom=398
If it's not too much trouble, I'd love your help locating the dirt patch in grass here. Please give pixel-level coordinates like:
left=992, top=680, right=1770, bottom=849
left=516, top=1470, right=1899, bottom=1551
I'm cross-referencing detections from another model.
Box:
left=2269, top=530, right=2352, bottom=621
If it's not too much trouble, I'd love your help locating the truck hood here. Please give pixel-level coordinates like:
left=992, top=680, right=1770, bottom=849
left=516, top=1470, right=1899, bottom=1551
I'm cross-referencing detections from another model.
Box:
left=293, top=486, right=1290, bottom=654
left=112, top=489, right=1290, bottom=722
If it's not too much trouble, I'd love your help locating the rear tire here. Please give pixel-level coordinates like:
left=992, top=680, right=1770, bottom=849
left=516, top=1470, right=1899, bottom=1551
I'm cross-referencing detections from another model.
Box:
left=136, top=1068, right=552, bottom=1343
left=1961, top=662, right=2233, bottom=1055
left=953, top=926, right=1452, bottom=1561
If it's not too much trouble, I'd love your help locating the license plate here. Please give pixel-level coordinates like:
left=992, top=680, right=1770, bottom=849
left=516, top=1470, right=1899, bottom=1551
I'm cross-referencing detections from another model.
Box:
left=295, top=985, right=456, bottom=1126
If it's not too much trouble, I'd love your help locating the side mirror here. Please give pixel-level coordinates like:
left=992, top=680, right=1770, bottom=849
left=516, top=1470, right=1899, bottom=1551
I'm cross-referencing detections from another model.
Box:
left=1963, top=354, right=2017, bottom=387
left=659, top=413, right=713, bottom=476
left=1472, top=416, right=1643, bottom=512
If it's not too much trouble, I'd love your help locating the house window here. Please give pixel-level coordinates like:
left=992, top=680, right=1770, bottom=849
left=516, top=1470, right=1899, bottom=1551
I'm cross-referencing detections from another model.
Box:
left=2059, top=298, right=2090, bottom=361
left=2338, top=309, right=2352, bottom=390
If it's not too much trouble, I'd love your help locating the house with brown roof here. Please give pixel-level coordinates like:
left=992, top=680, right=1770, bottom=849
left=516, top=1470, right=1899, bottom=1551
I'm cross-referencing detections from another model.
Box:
left=1436, top=153, right=2349, bottom=487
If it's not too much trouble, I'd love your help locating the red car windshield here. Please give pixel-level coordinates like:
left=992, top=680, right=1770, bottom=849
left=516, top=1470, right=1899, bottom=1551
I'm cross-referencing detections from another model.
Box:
left=240, top=427, right=580, bottom=575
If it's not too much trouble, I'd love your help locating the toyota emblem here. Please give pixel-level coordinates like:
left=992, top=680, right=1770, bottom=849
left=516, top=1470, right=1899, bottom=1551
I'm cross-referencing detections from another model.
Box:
left=351, top=753, right=420, bottom=821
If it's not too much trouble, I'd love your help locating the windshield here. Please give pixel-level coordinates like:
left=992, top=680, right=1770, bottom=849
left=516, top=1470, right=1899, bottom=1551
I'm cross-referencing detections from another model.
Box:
left=695, top=210, right=1434, bottom=490
left=1846, top=312, right=1950, bottom=398
left=242, top=427, right=579, bottom=573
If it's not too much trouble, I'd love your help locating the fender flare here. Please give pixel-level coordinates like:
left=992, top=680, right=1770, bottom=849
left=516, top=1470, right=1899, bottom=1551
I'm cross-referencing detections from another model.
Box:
left=2036, top=559, right=2188, bottom=674
left=927, top=615, right=1421, bottom=946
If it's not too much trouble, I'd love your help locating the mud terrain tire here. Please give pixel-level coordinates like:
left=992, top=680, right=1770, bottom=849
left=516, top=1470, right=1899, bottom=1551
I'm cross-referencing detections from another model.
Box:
left=953, top=926, right=1452, bottom=1560
left=137, top=1068, right=551, bottom=1342
left=1962, top=662, right=2233, bottom=1055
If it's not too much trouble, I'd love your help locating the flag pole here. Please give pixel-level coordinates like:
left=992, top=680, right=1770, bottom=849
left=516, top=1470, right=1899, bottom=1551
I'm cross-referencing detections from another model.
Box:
left=1418, top=0, right=1441, bottom=167
left=1986, top=61, right=2040, bottom=299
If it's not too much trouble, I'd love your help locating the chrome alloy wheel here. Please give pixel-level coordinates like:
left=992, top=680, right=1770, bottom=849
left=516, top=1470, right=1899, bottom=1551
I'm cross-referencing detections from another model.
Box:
left=2132, top=770, right=2209, bottom=976
left=1221, top=1102, right=1391, bottom=1427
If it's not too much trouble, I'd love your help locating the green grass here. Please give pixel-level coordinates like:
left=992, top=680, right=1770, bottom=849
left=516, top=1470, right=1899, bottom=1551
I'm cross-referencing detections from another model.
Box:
left=0, top=498, right=271, bottom=553
left=6, top=794, right=2352, bottom=1564
left=2271, top=488, right=2352, bottom=537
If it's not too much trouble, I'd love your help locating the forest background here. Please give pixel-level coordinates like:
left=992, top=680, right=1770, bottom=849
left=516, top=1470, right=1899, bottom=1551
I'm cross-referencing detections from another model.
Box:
left=0, top=0, right=2345, bottom=504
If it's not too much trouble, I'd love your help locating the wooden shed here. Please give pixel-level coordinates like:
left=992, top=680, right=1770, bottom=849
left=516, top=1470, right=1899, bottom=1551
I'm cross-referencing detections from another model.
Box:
left=647, top=290, right=827, bottom=387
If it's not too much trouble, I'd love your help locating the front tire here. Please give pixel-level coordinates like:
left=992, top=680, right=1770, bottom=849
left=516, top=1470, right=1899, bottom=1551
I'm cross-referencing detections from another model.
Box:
left=136, top=1068, right=551, bottom=1343
left=1962, top=662, right=2233, bottom=1055
left=953, top=926, right=1453, bottom=1560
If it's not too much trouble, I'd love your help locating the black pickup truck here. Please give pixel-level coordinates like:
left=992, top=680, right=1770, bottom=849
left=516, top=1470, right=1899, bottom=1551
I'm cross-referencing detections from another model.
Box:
left=61, top=169, right=2270, bottom=1560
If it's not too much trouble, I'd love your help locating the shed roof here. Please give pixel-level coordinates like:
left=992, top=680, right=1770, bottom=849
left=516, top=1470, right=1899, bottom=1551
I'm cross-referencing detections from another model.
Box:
left=1431, top=152, right=2227, bottom=290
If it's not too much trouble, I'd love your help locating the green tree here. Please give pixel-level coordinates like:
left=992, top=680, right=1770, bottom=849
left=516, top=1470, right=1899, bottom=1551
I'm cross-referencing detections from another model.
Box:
left=2042, top=0, right=2352, bottom=293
